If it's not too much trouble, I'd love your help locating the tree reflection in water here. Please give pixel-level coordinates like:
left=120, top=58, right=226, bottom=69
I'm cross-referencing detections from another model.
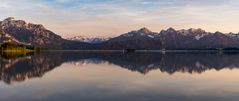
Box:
left=1, top=51, right=239, bottom=84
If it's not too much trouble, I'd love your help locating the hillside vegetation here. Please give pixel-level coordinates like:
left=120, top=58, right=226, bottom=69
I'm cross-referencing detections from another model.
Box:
left=0, top=42, right=37, bottom=53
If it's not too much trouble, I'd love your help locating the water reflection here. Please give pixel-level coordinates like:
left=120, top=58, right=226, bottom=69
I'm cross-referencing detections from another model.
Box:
left=0, top=52, right=62, bottom=84
left=1, top=51, right=239, bottom=84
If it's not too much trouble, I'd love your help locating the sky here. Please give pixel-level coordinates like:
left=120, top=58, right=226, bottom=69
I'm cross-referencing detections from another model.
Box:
left=0, top=0, right=239, bottom=38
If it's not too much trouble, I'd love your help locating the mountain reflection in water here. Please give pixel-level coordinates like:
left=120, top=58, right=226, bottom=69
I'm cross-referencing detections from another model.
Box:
left=0, top=51, right=239, bottom=84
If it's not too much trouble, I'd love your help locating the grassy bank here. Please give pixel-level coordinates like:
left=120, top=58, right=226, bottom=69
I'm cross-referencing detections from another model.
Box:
left=0, top=42, right=38, bottom=53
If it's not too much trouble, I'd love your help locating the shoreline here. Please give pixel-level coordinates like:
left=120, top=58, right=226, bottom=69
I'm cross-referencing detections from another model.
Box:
left=42, top=49, right=239, bottom=53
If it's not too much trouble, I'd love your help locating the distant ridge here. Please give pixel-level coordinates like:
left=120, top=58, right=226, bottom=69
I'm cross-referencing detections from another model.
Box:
left=92, top=27, right=239, bottom=50
left=67, top=36, right=110, bottom=44
left=2, top=17, right=239, bottom=50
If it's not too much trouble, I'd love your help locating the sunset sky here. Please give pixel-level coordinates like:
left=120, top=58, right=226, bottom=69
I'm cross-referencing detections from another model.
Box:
left=0, top=0, right=239, bottom=38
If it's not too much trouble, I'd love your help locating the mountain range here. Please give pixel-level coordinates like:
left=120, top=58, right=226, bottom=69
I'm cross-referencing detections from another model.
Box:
left=1, top=17, right=239, bottom=50
left=67, top=36, right=110, bottom=44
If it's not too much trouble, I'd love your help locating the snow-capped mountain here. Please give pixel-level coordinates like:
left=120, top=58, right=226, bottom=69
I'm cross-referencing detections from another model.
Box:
left=95, top=27, right=239, bottom=50
left=0, top=17, right=64, bottom=48
left=67, top=36, right=110, bottom=43
left=2, top=17, right=239, bottom=50
left=121, top=27, right=159, bottom=38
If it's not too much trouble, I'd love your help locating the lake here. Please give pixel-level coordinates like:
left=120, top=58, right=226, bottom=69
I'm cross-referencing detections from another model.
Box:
left=0, top=51, right=239, bottom=101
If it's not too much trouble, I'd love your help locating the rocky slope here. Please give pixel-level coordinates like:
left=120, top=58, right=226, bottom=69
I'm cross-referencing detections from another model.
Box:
left=0, top=17, right=64, bottom=49
left=96, top=27, right=239, bottom=50
left=1, top=17, right=239, bottom=50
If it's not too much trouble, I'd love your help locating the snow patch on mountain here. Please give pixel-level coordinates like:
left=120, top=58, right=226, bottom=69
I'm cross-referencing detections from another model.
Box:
left=195, top=34, right=204, bottom=40
left=147, top=35, right=154, bottom=38
left=227, top=33, right=239, bottom=39
left=120, top=27, right=159, bottom=39
left=67, top=36, right=110, bottom=43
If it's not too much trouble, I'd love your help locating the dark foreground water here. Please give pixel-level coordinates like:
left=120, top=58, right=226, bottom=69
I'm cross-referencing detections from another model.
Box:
left=0, top=51, right=239, bottom=101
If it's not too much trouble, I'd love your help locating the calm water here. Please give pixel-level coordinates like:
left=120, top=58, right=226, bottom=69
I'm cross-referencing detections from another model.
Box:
left=0, top=52, right=239, bottom=101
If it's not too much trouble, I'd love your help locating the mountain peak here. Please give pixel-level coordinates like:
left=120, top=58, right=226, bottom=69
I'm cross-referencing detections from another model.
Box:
left=1, top=17, right=27, bottom=29
left=164, top=27, right=176, bottom=33
left=3, top=17, right=15, bottom=22
left=0, top=17, right=63, bottom=48
left=137, top=27, right=152, bottom=33
left=188, top=28, right=205, bottom=33
left=1, top=17, right=47, bottom=30
left=167, top=27, right=175, bottom=31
